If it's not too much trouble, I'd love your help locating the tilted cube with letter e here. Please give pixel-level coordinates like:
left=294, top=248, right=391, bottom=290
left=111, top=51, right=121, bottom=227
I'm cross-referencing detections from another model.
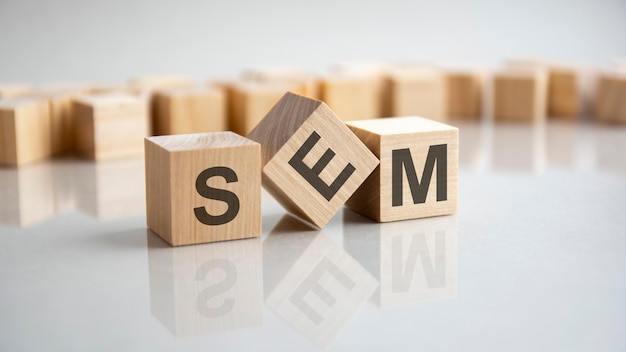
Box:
left=145, top=132, right=261, bottom=246
left=345, top=117, right=458, bottom=222
left=248, top=92, right=379, bottom=228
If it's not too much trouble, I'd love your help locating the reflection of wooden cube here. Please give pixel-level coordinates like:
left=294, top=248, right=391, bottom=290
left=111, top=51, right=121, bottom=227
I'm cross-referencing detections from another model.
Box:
left=153, top=87, right=226, bottom=135
left=319, top=75, right=380, bottom=121
left=0, top=162, right=55, bottom=227
left=595, top=72, right=626, bottom=124
left=385, top=67, right=447, bottom=121
left=228, top=82, right=306, bottom=135
left=74, top=158, right=146, bottom=220
left=264, top=215, right=377, bottom=349
left=343, top=211, right=457, bottom=308
left=346, top=117, right=458, bottom=222
left=145, top=132, right=261, bottom=246
left=0, top=98, right=51, bottom=166
left=445, top=71, right=483, bottom=119
left=493, top=70, right=547, bottom=122
left=148, top=234, right=262, bottom=337
left=73, top=94, right=149, bottom=160
left=248, top=92, right=378, bottom=228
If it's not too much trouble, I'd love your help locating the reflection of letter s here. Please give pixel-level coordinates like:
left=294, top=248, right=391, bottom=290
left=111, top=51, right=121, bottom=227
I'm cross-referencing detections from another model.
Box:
left=195, top=259, right=237, bottom=318
left=194, top=167, right=240, bottom=225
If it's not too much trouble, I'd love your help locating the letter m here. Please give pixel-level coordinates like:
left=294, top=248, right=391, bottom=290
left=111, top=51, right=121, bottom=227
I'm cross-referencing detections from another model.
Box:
left=392, top=144, right=447, bottom=207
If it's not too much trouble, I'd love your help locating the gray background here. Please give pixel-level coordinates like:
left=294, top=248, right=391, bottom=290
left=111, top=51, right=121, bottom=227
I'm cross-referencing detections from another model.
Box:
left=1, top=0, right=625, bottom=84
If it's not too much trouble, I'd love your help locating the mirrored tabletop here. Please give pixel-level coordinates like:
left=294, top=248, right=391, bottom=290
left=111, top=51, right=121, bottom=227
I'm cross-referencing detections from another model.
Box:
left=1, top=120, right=625, bottom=351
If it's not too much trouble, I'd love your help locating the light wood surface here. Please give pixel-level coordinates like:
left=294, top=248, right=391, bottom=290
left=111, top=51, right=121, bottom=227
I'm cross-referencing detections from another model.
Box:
left=493, top=69, right=547, bottom=122
left=145, top=131, right=261, bottom=246
left=319, top=74, right=381, bottom=121
left=128, top=75, right=195, bottom=91
left=153, top=87, right=226, bottom=135
left=384, top=66, right=447, bottom=121
left=445, top=70, right=483, bottom=119
left=73, top=93, right=149, bottom=160
left=595, top=71, right=626, bottom=124
left=346, top=116, right=458, bottom=222
left=248, top=92, right=378, bottom=228
left=242, top=67, right=319, bottom=99
left=0, top=98, right=51, bottom=166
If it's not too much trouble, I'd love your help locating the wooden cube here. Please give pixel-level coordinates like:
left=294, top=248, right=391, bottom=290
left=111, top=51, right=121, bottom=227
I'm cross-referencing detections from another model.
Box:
left=0, top=98, right=51, bottom=166
left=73, top=93, right=149, bottom=160
left=345, top=116, right=458, bottom=222
left=343, top=211, right=457, bottom=308
left=264, top=215, right=377, bottom=349
left=548, top=68, right=580, bottom=118
left=242, top=67, right=319, bottom=98
left=128, top=74, right=195, bottom=91
left=33, top=85, right=92, bottom=155
left=153, top=87, right=226, bottom=135
left=595, top=72, right=626, bottom=124
left=0, top=84, right=32, bottom=99
left=384, top=66, right=447, bottom=121
left=145, top=132, right=261, bottom=246
left=493, top=69, right=547, bottom=122
left=148, top=234, right=262, bottom=337
left=247, top=92, right=379, bottom=228
left=319, top=74, right=381, bottom=121
left=330, top=62, right=391, bottom=117
left=445, top=70, right=483, bottom=119
left=228, top=82, right=306, bottom=135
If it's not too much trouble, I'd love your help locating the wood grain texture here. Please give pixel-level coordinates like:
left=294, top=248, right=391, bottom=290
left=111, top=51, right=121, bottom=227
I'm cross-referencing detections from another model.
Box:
left=346, top=116, right=458, bottom=222
left=445, top=71, right=483, bottom=119
left=247, top=92, right=379, bottom=228
left=319, top=74, right=381, bottom=121
left=0, top=98, right=51, bottom=166
left=595, top=72, right=626, bottom=124
left=493, top=69, right=547, bottom=122
left=73, top=93, right=149, bottom=160
left=384, top=66, right=447, bottom=122
left=145, top=132, right=261, bottom=246
left=153, top=87, right=226, bottom=135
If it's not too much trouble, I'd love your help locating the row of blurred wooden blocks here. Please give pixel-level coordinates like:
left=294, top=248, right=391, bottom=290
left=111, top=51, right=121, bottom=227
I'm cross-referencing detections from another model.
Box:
left=2, top=61, right=625, bottom=167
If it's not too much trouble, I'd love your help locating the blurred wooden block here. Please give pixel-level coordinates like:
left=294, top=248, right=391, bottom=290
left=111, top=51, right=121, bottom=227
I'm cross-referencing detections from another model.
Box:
left=248, top=92, right=378, bottom=228
left=493, top=69, right=547, bottom=122
left=128, top=74, right=195, bottom=91
left=0, top=84, right=32, bottom=99
left=595, top=72, right=626, bottom=124
left=0, top=98, right=51, bottom=166
left=242, top=67, right=319, bottom=99
left=346, top=117, right=458, bottom=222
left=548, top=68, right=579, bottom=118
left=32, top=85, right=92, bottom=155
left=73, top=93, right=149, bottom=160
left=445, top=71, right=483, bottom=119
left=153, top=87, right=226, bottom=135
left=330, top=62, right=390, bottom=117
left=385, top=66, right=447, bottom=121
left=228, top=82, right=306, bottom=135
left=145, top=132, right=261, bottom=246
left=319, top=75, right=380, bottom=121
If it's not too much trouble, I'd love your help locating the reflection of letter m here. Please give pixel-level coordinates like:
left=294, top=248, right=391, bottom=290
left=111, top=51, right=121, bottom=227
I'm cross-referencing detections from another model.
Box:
left=289, top=257, right=356, bottom=325
left=392, top=144, right=447, bottom=206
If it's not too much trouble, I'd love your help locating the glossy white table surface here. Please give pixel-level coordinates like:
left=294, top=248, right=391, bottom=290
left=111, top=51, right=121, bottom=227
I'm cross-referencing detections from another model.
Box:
left=1, top=121, right=625, bottom=351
